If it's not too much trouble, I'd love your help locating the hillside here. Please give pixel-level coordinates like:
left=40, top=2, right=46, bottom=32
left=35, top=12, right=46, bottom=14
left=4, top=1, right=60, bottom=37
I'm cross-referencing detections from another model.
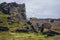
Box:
left=0, top=2, right=60, bottom=40
left=0, top=11, right=53, bottom=40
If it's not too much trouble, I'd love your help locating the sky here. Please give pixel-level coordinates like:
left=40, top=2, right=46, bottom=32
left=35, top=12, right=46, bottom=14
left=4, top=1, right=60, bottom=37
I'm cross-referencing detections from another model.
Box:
left=0, top=0, right=60, bottom=19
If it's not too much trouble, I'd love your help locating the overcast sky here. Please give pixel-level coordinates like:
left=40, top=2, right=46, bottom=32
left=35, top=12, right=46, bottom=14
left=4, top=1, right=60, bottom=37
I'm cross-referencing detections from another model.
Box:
left=0, top=0, right=60, bottom=18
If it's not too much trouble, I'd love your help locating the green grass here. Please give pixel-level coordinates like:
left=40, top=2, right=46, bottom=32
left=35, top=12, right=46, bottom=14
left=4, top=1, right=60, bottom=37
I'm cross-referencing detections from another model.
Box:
left=0, top=31, right=53, bottom=40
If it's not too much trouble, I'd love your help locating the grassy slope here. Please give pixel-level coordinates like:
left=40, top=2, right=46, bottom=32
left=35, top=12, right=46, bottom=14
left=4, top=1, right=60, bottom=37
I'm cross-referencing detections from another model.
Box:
left=0, top=32, right=53, bottom=40
left=0, top=12, right=53, bottom=40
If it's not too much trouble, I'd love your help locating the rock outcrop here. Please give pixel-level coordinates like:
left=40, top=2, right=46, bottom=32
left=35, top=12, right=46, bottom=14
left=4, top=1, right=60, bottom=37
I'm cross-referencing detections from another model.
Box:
left=0, top=2, right=26, bottom=21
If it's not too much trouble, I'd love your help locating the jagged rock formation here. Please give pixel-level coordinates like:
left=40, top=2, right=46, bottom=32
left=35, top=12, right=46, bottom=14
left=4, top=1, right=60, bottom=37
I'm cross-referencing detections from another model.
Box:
left=0, top=2, right=26, bottom=21
left=0, top=2, right=27, bottom=32
left=30, top=18, right=60, bottom=32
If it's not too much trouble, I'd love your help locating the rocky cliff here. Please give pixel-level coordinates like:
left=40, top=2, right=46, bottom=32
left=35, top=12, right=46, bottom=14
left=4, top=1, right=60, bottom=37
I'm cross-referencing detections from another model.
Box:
left=0, top=2, right=27, bottom=31
left=0, top=2, right=26, bottom=20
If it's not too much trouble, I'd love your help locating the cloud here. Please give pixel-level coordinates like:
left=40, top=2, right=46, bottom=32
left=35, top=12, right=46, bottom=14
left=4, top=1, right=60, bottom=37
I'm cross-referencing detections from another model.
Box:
left=25, top=0, right=60, bottom=18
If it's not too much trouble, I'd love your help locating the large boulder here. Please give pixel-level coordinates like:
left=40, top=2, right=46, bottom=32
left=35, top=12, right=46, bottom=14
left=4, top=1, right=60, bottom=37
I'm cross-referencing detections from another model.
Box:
left=26, top=21, right=32, bottom=25
left=30, top=25, right=38, bottom=33
left=42, top=23, right=52, bottom=29
left=40, top=23, right=52, bottom=32
left=2, top=8, right=10, bottom=14
left=15, top=29, right=29, bottom=33
left=50, top=19, right=54, bottom=23
left=40, top=24, right=45, bottom=32
left=43, top=30, right=60, bottom=37
left=0, top=26, right=9, bottom=31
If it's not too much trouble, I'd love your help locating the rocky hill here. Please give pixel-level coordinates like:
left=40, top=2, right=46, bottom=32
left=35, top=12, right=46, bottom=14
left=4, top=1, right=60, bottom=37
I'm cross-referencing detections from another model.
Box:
left=0, top=2, right=27, bottom=31
left=0, top=2, right=26, bottom=20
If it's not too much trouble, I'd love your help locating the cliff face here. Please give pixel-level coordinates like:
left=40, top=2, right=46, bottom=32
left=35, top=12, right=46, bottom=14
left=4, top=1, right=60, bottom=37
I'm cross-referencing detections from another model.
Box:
left=0, top=2, right=26, bottom=20
left=0, top=2, right=27, bottom=31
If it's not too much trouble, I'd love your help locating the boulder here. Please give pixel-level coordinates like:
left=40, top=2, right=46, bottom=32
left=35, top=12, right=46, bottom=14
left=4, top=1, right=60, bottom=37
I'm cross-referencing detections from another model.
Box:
left=50, top=19, right=54, bottom=23
left=0, top=26, right=9, bottom=31
left=43, top=30, right=60, bottom=37
left=40, top=24, right=45, bottom=32
left=2, top=8, right=10, bottom=14
left=7, top=17, right=11, bottom=20
left=15, top=29, right=29, bottom=33
left=27, top=21, right=32, bottom=25
left=40, top=23, right=52, bottom=32
left=30, top=25, right=38, bottom=33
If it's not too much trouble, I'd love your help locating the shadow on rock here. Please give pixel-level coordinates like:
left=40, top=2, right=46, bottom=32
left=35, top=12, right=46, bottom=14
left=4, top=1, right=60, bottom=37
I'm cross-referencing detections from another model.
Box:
left=0, top=26, right=9, bottom=31
left=42, top=30, right=60, bottom=37
left=15, top=29, right=29, bottom=33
